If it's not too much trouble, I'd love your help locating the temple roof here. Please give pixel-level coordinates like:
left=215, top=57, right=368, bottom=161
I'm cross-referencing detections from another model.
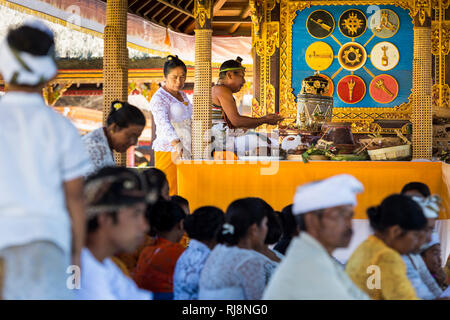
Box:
left=100, top=0, right=252, bottom=36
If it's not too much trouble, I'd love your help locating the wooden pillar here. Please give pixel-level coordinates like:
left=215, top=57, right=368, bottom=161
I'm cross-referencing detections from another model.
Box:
left=412, top=1, right=433, bottom=159
left=103, top=0, right=129, bottom=166
left=192, top=0, right=213, bottom=159
left=250, top=1, right=279, bottom=121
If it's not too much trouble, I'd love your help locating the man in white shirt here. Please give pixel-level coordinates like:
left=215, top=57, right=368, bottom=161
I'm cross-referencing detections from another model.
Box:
left=263, top=174, right=369, bottom=300
left=0, top=21, right=92, bottom=299
left=77, top=167, right=153, bottom=300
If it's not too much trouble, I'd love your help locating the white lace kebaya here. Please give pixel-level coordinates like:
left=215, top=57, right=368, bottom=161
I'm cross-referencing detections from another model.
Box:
left=82, top=127, right=115, bottom=176
left=173, top=239, right=211, bottom=300
left=198, top=244, right=268, bottom=300
left=148, top=87, right=192, bottom=156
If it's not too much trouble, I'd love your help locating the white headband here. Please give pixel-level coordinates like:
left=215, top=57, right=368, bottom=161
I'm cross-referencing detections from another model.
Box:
left=412, top=195, right=441, bottom=219
left=293, top=174, right=364, bottom=215
left=0, top=21, right=57, bottom=86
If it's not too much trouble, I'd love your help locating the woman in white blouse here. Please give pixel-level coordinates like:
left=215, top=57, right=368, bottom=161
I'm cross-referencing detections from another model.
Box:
left=148, top=55, right=192, bottom=196
left=199, top=198, right=277, bottom=300
left=82, top=101, right=146, bottom=176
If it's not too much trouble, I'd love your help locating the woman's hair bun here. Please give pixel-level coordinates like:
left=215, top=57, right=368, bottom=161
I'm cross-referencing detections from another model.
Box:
left=367, top=205, right=381, bottom=230
left=236, top=56, right=243, bottom=63
left=167, top=55, right=179, bottom=62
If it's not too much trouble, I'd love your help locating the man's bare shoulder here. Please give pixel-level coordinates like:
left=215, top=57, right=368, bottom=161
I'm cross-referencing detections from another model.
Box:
left=212, top=84, right=232, bottom=96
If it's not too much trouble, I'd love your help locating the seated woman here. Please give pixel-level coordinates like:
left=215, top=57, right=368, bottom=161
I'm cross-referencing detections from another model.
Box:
left=149, top=55, right=192, bottom=195
left=198, top=197, right=273, bottom=300
left=345, top=194, right=427, bottom=300
left=83, top=101, right=146, bottom=175
left=256, top=209, right=283, bottom=263
left=134, top=200, right=186, bottom=300
left=173, top=206, right=225, bottom=300
left=211, top=57, right=283, bottom=154
left=171, top=195, right=191, bottom=248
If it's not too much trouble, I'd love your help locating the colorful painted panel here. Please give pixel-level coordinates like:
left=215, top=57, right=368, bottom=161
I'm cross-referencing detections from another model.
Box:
left=292, top=5, right=413, bottom=108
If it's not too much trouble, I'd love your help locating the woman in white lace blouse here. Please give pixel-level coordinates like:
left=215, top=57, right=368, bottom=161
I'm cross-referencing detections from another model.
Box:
left=173, top=206, right=225, bottom=300
left=82, top=101, right=146, bottom=176
left=148, top=55, right=192, bottom=196
left=199, top=198, right=277, bottom=300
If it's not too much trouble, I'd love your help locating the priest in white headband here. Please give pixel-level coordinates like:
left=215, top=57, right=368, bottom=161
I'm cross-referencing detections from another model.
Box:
left=263, top=174, right=369, bottom=300
left=0, top=21, right=92, bottom=299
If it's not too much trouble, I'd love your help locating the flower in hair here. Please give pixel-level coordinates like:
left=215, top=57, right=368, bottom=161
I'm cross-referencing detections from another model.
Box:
left=167, top=56, right=173, bottom=61
left=113, top=102, right=123, bottom=110
left=222, top=223, right=234, bottom=235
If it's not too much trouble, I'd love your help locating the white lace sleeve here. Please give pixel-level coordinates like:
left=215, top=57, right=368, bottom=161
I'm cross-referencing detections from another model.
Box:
left=149, top=92, right=179, bottom=143
left=235, top=256, right=267, bottom=300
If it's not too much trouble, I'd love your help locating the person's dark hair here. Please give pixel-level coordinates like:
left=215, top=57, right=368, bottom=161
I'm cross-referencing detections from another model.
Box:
left=401, top=182, right=431, bottom=198
left=142, top=168, right=169, bottom=201
left=219, top=197, right=273, bottom=246
left=7, top=25, right=54, bottom=56
left=278, top=204, right=298, bottom=237
left=171, top=195, right=189, bottom=210
left=367, top=194, right=427, bottom=234
left=147, top=200, right=186, bottom=235
left=183, top=206, right=225, bottom=242
left=219, top=56, right=245, bottom=79
left=85, top=167, right=147, bottom=233
left=106, top=100, right=146, bottom=129
left=273, top=205, right=298, bottom=255
left=163, top=55, right=187, bottom=77
left=265, top=210, right=282, bottom=245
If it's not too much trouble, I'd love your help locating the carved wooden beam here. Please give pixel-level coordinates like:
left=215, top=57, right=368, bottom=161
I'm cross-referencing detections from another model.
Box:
left=136, top=0, right=152, bottom=14
left=228, top=4, right=252, bottom=34
left=155, top=0, right=194, bottom=17
left=185, top=0, right=226, bottom=33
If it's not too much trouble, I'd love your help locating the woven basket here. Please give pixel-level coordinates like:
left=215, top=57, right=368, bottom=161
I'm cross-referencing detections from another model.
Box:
left=368, top=144, right=411, bottom=161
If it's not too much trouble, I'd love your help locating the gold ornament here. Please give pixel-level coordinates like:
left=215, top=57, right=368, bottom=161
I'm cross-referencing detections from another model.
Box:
left=375, top=79, right=394, bottom=98
left=381, top=46, right=389, bottom=67
left=373, top=11, right=398, bottom=33
left=342, top=47, right=362, bottom=65
left=342, top=12, right=364, bottom=36
left=347, top=79, right=356, bottom=101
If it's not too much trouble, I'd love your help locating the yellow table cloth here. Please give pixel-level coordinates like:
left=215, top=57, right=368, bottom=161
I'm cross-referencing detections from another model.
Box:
left=177, top=160, right=449, bottom=220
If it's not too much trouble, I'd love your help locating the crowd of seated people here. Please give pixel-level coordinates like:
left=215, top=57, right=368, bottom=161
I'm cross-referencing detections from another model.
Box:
left=1, top=21, right=449, bottom=301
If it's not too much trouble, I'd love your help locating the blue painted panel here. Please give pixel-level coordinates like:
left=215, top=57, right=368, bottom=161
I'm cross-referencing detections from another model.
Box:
left=291, top=5, right=413, bottom=108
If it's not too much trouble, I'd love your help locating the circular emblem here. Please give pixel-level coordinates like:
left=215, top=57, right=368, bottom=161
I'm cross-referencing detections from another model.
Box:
left=369, top=9, right=400, bottom=39
left=338, top=42, right=367, bottom=71
left=305, top=41, right=334, bottom=71
left=318, top=74, right=334, bottom=97
left=307, top=10, right=335, bottom=39
left=339, top=9, right=367, bottom=38
left=369, top=74, right=399, bottom=104
left=337, top=75, right=366, bottom=104
left=370, top=41, right=399, bottom=71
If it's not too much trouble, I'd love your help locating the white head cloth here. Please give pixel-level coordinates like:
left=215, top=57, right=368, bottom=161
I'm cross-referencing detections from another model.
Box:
left=292, top=174, right=364, bottom=215
left=0, top=19, right=57, bottom=86
left=412, top=195, right=441, bottom=219
left=421, top=232, right=440, bottom=252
